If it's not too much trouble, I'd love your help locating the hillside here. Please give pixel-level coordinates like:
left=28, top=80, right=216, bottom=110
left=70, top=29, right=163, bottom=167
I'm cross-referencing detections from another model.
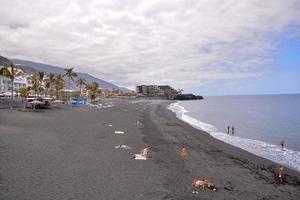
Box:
left=11, top=58, right=124, bottom=90
left=0, top=55, right=13, bottom=67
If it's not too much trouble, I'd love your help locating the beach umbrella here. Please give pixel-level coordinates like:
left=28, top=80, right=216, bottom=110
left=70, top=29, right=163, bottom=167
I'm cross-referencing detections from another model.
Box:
left=28, top=100, right=44, bottom=110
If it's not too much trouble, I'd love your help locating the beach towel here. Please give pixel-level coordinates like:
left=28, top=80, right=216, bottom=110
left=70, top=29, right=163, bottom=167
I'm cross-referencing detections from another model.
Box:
left=134, top=154, right=147, bottom=160
left=114, top=131, right=125, bottom=134
left=114, top=145, right=131, bottom=150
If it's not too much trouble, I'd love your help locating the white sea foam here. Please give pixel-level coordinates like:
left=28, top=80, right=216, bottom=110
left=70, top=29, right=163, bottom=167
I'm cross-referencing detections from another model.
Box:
left=168, top=102, right=300, bottom=171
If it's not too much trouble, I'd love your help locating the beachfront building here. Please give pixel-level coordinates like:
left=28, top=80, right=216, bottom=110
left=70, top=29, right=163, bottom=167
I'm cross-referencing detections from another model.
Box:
left=0, top=75, right=10, bottom=94
left=100, top=88, right=114, bottom=96
left=14, top=75, right=28, bottom=90
left=0, top=74, right=29, bottom=95
left=136, top=85, right=147, bottom=95
left=136, top=85, right=178, bottom=99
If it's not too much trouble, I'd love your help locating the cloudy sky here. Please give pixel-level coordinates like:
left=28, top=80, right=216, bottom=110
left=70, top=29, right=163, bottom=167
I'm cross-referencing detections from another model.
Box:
left=0, top=0, right=300, bottom=95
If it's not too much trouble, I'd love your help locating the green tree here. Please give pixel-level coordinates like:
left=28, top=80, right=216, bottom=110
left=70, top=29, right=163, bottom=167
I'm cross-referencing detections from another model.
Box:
left=37, top=71, right=45, bottom=96
left=85, top=82, right=99, bottom=100
left=17, top=87, right=30, bottom=110
left=46, top=73, right=55, bottom=97
left=54, top=74, right=65, bottom=99
left=63, top=67, right=77, bottom=101
left=112, top=88, right=120, bottom=94
left=76, top=78, right=86, bottom=95
left=27, top=72, right=39, bottom=96
left=0, top=64, right=23, bottom=109
left=44, top=80, right=51, bottom=96
left=44, top=73, right=55, bottom=97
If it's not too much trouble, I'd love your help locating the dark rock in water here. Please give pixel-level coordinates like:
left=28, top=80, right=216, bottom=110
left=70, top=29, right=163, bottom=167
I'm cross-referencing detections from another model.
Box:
left=174, top=94, right=203, bottom=100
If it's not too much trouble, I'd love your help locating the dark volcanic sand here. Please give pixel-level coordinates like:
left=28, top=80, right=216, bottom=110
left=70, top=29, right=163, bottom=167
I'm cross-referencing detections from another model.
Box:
left=0, top=99, right=299, bottom=200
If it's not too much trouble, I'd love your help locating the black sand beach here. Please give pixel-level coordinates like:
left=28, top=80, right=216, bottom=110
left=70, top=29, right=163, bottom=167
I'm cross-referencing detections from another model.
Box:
left=0, top=100, right=300, bottom=200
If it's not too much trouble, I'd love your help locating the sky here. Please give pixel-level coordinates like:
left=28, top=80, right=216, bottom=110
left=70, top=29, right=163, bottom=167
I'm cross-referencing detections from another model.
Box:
left=0, top=0, right=299, bottom=95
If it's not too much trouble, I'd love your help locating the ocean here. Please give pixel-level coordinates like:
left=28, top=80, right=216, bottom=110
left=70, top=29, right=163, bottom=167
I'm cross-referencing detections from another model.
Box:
left=169, top=94, right=300, bottom=171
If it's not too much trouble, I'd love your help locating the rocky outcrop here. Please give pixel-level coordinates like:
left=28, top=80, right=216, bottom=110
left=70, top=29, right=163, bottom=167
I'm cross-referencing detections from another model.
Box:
left=174, top=94, right=203, bottom=100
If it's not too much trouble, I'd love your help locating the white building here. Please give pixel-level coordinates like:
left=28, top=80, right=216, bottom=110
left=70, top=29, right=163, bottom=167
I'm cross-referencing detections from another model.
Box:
left=0, top=74, right=29, bottom=95
left=0, top=75, right=11, bottom=94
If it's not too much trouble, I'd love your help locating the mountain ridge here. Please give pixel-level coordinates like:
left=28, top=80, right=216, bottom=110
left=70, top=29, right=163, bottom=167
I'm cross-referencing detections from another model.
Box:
left=10, top=58, right=128, bottom=91
left=0, top=55, right=13, bottom=67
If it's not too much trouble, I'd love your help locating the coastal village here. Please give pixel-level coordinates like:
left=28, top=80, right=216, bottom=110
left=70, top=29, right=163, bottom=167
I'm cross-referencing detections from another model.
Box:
left=0, top=55, right=197, bottom=109
left=1, top=1, right=300, bottom=199
left=1, top=56, right=299, bottom=200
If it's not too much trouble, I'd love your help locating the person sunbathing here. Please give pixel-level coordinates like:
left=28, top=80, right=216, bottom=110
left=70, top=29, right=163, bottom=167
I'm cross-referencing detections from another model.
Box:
left=192, top=179, right=217, bottom=191
left=140, top=147, right=150, bottom=158
left=204, top=179, right=217, bottom=190
left=133, top=148, right=151, bottom=160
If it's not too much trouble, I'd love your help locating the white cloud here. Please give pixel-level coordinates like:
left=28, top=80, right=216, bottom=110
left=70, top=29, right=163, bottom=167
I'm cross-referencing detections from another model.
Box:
left=0, top=0, right=300, bottom=90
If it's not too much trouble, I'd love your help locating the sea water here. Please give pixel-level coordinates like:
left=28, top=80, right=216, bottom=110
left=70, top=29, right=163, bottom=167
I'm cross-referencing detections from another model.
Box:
left=169, top=94, right=300, bottom=171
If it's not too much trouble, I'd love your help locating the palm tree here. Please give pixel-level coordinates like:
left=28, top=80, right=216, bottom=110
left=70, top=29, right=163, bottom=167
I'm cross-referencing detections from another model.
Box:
left=54, top=74, right=65, bottom=99
left=27, top=72, right=39, bottom=96
left=0, top=64, right=23, bottom=109
left=44, top=73, right=55, bottom=97
left=63, top=67, right=77, bottom=101
left=37, top=71, right=45, bottom=96
left=44, top=80, right=51, bottom=96
left=85, top=82, right=99, bottom=100
left=18, top=87, right=30, bottom=110
left=76, top=78, right=86, bottom=95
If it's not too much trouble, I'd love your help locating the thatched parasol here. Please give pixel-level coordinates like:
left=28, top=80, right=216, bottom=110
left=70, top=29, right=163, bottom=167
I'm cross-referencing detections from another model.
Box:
left=28, top=100, right=44, bottom=110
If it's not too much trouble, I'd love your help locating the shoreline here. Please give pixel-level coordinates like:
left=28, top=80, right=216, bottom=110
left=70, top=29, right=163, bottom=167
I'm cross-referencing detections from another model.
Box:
left=163, top=101, right=300, bottom=176
left=168, top=101, right=300, bottom=172
left=0, top=99, right=299, bottom=199
left=140, top=100, right=300, bottom=199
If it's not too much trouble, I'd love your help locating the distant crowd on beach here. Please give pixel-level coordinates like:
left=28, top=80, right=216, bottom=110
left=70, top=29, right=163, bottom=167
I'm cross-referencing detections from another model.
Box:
left=226, top=125, right=285, bottom=149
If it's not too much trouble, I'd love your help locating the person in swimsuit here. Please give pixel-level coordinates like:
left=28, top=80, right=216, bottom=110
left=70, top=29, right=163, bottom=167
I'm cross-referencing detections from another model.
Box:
left=278, top=166, right=284, bottom=183
left=181, top=147, right=187, bottom=161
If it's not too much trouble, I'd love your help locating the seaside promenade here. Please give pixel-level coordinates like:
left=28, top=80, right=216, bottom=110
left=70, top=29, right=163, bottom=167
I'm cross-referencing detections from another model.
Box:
left=0, top=99, right=299, bottom=200
left=0, top=98, right=22, bottom=109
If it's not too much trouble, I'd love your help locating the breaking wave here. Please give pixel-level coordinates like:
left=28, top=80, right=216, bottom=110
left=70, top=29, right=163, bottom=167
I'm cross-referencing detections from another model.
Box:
left=168, top=102, right=300, bottom=172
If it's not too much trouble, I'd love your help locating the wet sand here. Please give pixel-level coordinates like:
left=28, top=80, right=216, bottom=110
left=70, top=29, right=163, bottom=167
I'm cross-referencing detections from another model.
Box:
left=0, top=99, right=299, bottom=199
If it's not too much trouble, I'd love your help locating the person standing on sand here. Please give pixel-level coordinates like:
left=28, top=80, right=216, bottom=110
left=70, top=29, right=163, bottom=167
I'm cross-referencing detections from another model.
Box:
left=280, top=139, right=285, bottom=149
left=227, top=126, right=230, bottom=134
left=181, top=147, right=187, bottom=161
left=232, top=126, right=234, bottom=135
left=278, top=166, right=284, bottom=183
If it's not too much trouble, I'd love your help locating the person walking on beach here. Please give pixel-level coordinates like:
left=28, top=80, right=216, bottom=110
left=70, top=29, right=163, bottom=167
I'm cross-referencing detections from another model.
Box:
left=227, top=126, right=230, bottom=134
left=232, top=126, right=234, bottom=135
left=181, top=147, right=187, bottom=161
